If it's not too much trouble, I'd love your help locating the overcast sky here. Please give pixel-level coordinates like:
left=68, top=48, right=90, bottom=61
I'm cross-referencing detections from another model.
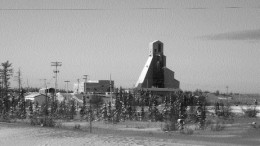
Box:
left=1, top=0, right=260, bottom=94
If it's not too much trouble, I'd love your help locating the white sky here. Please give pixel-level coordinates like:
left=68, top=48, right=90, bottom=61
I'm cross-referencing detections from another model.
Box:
left=0, top=0, right=260, bottom=93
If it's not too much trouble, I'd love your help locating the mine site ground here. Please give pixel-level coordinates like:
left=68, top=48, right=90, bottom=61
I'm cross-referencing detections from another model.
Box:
left=1, top=113, right=260, bottom=146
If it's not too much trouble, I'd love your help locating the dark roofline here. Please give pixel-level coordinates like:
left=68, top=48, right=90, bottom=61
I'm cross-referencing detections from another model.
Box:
left=137, top=88, right=181, bottom=92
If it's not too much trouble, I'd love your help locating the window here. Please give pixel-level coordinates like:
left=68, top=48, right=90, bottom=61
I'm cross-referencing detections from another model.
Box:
left=158, top=43, right=161, bottom=52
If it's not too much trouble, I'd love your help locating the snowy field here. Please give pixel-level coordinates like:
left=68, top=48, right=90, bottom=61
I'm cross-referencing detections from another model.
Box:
left=0, top=122, right=244, bottom=146
left=206, top=106, right=260, bottom=117
left=0, top=123, right=200, bottom=146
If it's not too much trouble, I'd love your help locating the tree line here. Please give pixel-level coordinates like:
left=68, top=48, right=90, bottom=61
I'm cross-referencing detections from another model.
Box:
left=0, top=60, right=208, bottom=131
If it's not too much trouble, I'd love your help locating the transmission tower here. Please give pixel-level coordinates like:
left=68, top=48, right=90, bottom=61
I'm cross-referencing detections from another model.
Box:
left=51, top=61, right=62, bottom=96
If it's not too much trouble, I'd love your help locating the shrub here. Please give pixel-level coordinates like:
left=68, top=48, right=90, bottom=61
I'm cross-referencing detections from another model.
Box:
left=44, top=117, right=55, bottom=127
left=205, top=119, right=214, bottom=128
left=242, top=106, right=259, bottom=118
left=186, top=106, right=197, bottom=123
left=74, top=124, right=81, bottom=130
left=55, top=121, right=62, bottom=128
left=211, top=121, right=225, bottom=131
left=180, top=127, right=194, bottom=135
left=30, top=116, right=55, bottom=127
left=162, top=120, right=177, bottom=131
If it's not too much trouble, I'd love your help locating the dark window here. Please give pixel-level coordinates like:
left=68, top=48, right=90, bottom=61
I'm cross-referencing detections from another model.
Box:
left=158, top=43, right=161, bottom=52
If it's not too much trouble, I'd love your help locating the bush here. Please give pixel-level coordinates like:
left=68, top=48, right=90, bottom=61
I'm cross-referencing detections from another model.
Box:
left=215, top=101, right=234, bottom=120
left=30, top=117, right=55, bottom=127
left=242, top=106, right=259, bottom=118
left=211, top=121, right=225, bottom=131
left=44, top=117, right=55, bottom=127
left=74, top=124, right=81, bottom=130
left=186, top=106, right=197, bottom=123
left=205, top=119, right=214, bottom=128
left=55, top=121, right=62, bottom=128
left=180, top=127, right=194, bottom=135
left=162, top=120, right=177, bottom=131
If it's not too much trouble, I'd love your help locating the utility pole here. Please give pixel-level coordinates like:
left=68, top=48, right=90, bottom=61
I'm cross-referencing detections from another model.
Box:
left=17, top=68, right=22, bottom=92
left=83, top=75, right=88, bottom=83
left=26, top=79, right=29, bottom=93
left=110, top=74, right=112, bottom=103
left=226, top=86, right=229, bottom=95
left=77, top=79, right=80, bottom=94
left=43, top=79, right=47, bottom=88
left=83, top=75, right=88, bottom=94
left=51, top=61, right=62, bottom=98
left=64, top=80, right=70, bottom=94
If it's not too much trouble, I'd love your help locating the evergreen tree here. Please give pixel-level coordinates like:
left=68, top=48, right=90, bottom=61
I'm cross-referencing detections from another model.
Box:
left=166, top=93, right=181, bottom=131
left=0, top=61, right=13, bottom=117
left=17, top=89, right=26, bottom=119
left=34, top=101, right=39, bottom=116
left=89, top=95, right=103, bottom=119
left=141, top=106, right=145, bottom=121
left=114, top=88, right=122, bottom=122
left=107, top=101, right=112, bottom=122
left=148, top=92, right=153, bottom=120
left=101, top=103, right=108, bottom=121
left=29, top=101, right=33, bottom=118
left=126, top=92, right=134, bottom=120
left=80, top=96, right=86, bottom=119
left=70, top=100, right=76, bottom=119
left=10, top=95, right=16, bottom=118
left=87, top=105, right=94, bottom=132
left=162, top=95, right=170, bottom=122
left=58, top=100, right=65, bottom=119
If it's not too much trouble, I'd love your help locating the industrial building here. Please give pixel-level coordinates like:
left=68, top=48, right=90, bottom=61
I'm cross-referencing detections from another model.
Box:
left=73, top=82, right=84, bottom=94
left=135, top=40, right=180, bottom=89
left=84, top=80, right=114, bottom=94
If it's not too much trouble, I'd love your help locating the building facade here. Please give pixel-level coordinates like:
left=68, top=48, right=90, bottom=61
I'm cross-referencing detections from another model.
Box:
left=135, top=40, right=180, bottom=89
left=84, top=80, right=114, bottom=94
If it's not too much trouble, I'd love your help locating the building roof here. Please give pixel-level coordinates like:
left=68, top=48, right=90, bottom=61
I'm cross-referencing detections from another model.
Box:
left=135, top=56, right=153, bottom=87
left=139, top=88, right=181, bottom=92
left=25, top=93, right=49, bottom=101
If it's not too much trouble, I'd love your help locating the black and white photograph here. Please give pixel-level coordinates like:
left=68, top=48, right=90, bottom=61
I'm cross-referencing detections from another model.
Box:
left=0, top=0, right=260, bottom=145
